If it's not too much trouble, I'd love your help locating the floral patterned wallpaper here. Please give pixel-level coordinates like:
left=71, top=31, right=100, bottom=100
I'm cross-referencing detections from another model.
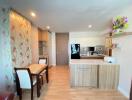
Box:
left=0, top=8, right=33, bottom=92
left=10, top=11, right=32, bottom=68
left=0, top=8, right=14, bottom=92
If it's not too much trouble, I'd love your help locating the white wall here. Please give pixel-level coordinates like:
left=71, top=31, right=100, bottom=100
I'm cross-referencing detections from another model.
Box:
left=117, top=6, right=132, bottom=32
left=112, top=5, right=132, bottom=98
left=48, top=32, right=53, bottom=66
left=31, top=25, right=39, bottom=63
left=113, top=36, right=132, bottom=98
left=69, top=32, right=105, bottom=47
left=51, top=32, right=56, bottom=66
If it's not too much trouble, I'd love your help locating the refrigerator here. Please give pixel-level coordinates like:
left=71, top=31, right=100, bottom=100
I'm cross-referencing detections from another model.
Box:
left=71, top=44, right=80, bottom=59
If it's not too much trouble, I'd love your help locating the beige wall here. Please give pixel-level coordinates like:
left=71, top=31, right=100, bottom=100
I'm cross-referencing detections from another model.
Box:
left=31, top=25, right=39, bottom=63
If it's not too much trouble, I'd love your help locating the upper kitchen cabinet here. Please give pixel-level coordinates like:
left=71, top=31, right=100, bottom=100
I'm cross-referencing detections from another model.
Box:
left=38, top=28, right=42, bottom=41
left=38, top=28, right=49, bottom=42
left=42, top=30, right=49, bottom=42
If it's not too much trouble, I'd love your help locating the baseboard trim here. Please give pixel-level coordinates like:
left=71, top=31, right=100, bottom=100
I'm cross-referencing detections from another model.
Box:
left=48, top=65, right=56, bottom=68
left=118, top=86, right=129, bottom=98
left=51, top=64, right=56, bottom=67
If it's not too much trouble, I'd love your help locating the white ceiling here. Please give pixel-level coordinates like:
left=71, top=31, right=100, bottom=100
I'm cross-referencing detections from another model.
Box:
left=1, top=0, right=132, bottom=34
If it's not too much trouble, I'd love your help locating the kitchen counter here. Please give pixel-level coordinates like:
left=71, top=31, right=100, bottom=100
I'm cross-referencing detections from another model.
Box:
left=70, top=59, right=104, bottom=64
left=80, top=55, right=104, bottom=59
left=69, top=59, right=119, bottom=89
left=70, top=59, right=116, bottom=65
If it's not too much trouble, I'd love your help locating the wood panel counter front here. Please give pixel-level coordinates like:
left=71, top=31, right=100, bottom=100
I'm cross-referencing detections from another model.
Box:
left=69, top=59, right=119, bottom=89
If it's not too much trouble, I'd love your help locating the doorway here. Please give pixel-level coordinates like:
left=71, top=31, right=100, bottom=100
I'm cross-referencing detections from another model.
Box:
left=56, top=33, right=69, bottom=65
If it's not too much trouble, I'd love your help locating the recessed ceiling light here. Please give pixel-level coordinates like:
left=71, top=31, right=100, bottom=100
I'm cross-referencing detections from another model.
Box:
left=88, top=25, right=92, bottom=28
left=46, top=26, right=50, bottom=30
left=30, top=12, right=36, bottom=17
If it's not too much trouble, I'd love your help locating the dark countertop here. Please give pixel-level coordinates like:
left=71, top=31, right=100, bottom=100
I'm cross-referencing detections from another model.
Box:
left=80, top=55, right=104, bottom=59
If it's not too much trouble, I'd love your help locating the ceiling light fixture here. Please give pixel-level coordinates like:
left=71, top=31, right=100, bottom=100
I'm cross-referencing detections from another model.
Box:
left=30, top=12, right=36, bottom=17
left=88, top=25, right=92, bottom=28
left=46, top=26, right=50, bottom=30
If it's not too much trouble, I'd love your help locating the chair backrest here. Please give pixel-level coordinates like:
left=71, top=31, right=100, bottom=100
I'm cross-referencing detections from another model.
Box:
left=39, top=58, right=47, bottom=65
left=14, top=68, right=32, bottom=89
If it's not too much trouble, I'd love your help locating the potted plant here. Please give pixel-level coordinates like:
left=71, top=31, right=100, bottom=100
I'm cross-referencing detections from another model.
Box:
left=112, top=16, right=128, bottom=35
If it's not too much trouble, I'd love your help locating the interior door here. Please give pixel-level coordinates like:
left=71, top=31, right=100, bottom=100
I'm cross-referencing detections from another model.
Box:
left=56, top=33, right=69, bottom=65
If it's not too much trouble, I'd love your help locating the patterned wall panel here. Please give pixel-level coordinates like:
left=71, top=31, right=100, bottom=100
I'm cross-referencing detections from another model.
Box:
left=0, top=8, right=14, bottom=92
left=10, top=11, right=32, bottom=68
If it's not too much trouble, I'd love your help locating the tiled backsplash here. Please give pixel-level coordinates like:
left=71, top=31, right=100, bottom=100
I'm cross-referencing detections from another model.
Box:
left=39, top=41, right=48, bottom=56
left=80, top=45, right=105, bottom=56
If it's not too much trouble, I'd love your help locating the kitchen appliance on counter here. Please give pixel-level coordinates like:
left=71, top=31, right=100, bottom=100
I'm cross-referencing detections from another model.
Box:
left=80, top=45, right=105, bottom=56
left=88, top=47, right=95, bottom=55
left=71, top=44, right=80, bottom=59
left=95, top=45, right=105, bottom=55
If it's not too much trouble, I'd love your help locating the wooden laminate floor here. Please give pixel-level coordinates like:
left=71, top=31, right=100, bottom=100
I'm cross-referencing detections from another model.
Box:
left=15, top=65, right=128, bottom=100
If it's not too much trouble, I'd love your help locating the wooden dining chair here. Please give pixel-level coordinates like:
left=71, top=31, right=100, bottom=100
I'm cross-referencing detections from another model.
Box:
left=38, top=58, right=48, bottom=84
left=14, top=68, right=37, bottom=100
left=39, top=58, right=48, bottom=65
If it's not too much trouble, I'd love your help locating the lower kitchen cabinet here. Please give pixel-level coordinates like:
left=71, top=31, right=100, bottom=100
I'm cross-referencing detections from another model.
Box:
left=70, top=60, right=119, bottom=89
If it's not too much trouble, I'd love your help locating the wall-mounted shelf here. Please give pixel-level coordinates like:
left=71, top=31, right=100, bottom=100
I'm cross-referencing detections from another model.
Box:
left=112, top=32, right=132, bottom=38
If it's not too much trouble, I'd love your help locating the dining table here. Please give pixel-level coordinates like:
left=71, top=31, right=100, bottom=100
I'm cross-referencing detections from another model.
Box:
left=28, top=64, right=49, bottom=97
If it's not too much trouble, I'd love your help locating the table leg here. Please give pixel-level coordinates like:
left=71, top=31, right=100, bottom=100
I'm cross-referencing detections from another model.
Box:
left=36, top=75, right=40, bottom=97
left=46, top=66, right=49, bottom=83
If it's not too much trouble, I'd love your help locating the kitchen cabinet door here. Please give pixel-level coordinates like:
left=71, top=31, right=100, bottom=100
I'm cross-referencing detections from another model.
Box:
left=42, top=30, right=49, bottom=42
left=70, top=64, right=97, bottom=87
left=38, top=30, right=42, bottom=41
left=77, top=65, right=91, bottom=86
left=99, top=64, right=119, bottom=89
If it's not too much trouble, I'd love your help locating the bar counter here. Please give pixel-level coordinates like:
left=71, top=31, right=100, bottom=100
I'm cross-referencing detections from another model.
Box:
left=69, top=59, right=119, bottom=89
